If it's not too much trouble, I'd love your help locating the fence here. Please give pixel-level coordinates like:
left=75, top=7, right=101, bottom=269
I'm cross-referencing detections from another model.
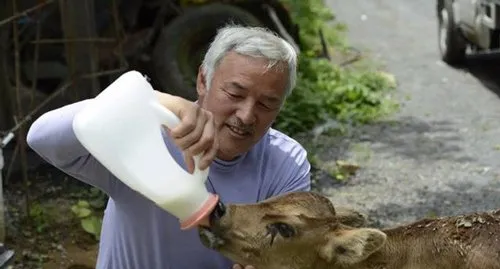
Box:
left=0, top=0, right=128, bottom=238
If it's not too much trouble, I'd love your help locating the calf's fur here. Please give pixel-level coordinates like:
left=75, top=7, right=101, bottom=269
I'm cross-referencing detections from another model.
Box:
left=198, top=191, right=500, bottom=269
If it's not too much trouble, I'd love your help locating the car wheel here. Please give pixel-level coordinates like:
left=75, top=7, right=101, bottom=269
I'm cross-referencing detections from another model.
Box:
left=437, top=1, right=467, bottom=65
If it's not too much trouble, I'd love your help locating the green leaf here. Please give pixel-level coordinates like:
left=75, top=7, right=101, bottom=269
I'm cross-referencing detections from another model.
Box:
left=77, top=200, right=90, bottom=208
left=81, top=216, right=102, bottom=236
left=76, top=207, right=92, bottom=218
left=71, top=205, right=79, bottom=215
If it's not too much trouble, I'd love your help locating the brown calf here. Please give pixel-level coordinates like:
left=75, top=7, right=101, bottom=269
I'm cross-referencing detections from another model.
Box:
left=199, top=191, right=500, bottom=269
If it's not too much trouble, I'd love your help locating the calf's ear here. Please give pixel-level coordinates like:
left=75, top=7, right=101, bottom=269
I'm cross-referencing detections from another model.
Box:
left=319, top=228, right=386, bottom=265
left=335, top=206, right=368, bottom=228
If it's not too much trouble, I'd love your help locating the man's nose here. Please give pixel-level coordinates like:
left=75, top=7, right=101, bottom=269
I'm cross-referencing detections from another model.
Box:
left=236, top=102, right=256, bottom=125
left=209, top=200, right=226, bottom=226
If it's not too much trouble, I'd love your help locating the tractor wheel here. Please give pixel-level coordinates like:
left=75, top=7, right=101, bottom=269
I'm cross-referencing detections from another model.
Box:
left=151, top=4, right=263, bottom=101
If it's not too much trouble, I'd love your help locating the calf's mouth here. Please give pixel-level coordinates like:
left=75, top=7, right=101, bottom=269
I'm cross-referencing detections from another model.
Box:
left=198, top=200, right=228, bottom=250
left=198, top=226, right=226, bottom=250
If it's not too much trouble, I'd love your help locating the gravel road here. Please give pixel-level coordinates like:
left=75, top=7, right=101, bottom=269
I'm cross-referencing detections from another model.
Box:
left=314, top=0, right=500, bottom=228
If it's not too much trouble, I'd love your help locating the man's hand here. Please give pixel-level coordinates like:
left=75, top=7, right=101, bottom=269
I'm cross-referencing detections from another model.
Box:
left=156, top=91, right=218, bottom=173
left=233, top=264, right=255, bottom=269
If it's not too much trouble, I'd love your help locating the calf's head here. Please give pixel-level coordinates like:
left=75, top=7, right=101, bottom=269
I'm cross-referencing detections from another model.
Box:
left=199, top=192, right=387, bottom=269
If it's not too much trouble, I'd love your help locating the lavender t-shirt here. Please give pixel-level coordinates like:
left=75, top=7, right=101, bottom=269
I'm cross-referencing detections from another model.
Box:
left=26, top=100, right=311, bottom=269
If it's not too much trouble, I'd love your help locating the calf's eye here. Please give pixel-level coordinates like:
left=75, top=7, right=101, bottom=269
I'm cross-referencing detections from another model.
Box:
left=268, top=222, right=295, bottom=238
left=275, top=222, right=295, bottom=238
left=266, top=222, right=296, bottom=246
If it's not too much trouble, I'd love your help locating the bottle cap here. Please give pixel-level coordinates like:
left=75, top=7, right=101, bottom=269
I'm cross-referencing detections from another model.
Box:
left=179, top=193, right=219, bottom=230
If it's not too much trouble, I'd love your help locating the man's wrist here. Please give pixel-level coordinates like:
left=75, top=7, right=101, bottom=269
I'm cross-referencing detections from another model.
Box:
left=155, top=91, right=182, bottom=115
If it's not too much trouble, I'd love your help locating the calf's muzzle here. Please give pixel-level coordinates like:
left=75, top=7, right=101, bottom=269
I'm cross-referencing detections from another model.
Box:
left=209, top=200, right=226, bottom=225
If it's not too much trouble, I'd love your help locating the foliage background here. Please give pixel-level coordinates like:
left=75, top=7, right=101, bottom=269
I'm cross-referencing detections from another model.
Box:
left=274, top=0, right=398, bottom=137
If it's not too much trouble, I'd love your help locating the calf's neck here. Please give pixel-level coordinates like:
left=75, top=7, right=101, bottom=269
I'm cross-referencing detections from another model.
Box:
left=199, top=191, right=500, bottom=269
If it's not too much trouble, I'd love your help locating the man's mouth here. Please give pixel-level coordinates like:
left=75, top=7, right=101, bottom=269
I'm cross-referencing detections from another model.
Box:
left=226, top=124, right=252, bottom=138
left=198, top=227, right=226, bottom=249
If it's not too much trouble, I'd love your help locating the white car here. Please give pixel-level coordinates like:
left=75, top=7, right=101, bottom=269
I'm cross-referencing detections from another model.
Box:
left=437, top=0, right=500, bottom=65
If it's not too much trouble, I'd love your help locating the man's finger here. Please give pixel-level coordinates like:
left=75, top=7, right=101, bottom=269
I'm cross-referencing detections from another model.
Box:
left=174, top=112, right=206, bottom=150
left=199, top=136, right=218, bottom=170
left=199, top=146, right=217, bottom=170
left=183, top=154, right=195, bottom=174
left=185, top=115, right=215, bottom=157
left=170, top=105, right=199, bottom=138
left=232, top=265, right=243, bottom=269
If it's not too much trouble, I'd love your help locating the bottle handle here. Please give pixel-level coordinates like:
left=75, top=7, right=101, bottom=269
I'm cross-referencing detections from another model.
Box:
left=149, top=101, right=208, bottom=179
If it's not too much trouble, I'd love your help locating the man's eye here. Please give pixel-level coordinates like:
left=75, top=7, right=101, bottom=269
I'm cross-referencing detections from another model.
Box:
left=259, top=102, right=274, bottom=110
left=226, top=91, right=242, bottom=99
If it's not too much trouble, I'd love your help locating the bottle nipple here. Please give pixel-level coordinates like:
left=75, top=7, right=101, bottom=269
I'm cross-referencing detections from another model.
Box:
left=179, top=193, right=220, bottom=229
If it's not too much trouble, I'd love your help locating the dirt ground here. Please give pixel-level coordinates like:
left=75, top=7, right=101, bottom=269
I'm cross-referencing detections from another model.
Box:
left=4, top=161, right=104, bottom=269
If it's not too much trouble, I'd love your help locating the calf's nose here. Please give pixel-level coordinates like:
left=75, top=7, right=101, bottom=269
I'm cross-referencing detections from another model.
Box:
left=209, top=200, right=226, bottom=226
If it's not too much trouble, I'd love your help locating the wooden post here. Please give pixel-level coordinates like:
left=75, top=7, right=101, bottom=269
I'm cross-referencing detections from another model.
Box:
left=58, top=0, right=100, bottom=100
left=0, top=0, right=14, bottom=131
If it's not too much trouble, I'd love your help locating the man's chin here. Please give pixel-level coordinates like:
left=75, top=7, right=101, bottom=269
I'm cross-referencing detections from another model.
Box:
left=217, top=133, right=258, bottom=159
left=216, top=142, right=248, bottom=161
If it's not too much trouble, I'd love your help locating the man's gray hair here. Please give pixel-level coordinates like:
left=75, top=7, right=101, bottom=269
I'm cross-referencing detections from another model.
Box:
left=201, top=25, right=298, bottom=97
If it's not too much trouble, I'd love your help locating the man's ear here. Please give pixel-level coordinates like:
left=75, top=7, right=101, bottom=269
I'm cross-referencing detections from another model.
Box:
left=196, top=66, right=208, bottom=98
left=319, top=228, right=386, bottom=265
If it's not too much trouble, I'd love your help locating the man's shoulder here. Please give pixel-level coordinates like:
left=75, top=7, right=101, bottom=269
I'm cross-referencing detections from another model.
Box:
left=261, top=128, right=307, bottom=160
left=251, top=128, right=311, bottom=197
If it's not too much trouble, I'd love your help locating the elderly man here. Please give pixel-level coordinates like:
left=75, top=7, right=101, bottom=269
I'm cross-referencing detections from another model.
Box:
left=26, top=25, right=310, bottom=269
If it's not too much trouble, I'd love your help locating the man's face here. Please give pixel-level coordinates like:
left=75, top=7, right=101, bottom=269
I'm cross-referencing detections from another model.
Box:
left=196, top=51, right=288, bottom=161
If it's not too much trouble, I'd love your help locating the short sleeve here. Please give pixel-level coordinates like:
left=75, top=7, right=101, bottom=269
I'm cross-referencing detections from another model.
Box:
left=265, top=140, right=312, bottom=198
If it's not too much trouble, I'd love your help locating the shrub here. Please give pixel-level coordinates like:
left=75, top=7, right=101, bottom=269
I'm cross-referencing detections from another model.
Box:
left=274, top=0, right=398, bottom=136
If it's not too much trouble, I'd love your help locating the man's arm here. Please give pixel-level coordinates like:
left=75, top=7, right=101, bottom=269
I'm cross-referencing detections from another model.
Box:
left=26, top=100, right=120, bottom=196
left=27, top=91, right=219, bottom=198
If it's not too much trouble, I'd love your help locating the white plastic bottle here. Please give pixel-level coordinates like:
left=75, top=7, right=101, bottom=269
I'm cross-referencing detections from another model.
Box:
left=72, top=70, right=219, bottom=229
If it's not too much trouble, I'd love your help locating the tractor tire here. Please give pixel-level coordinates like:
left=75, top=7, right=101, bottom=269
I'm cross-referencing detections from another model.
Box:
left=151, top=3, right=263, bottom=101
